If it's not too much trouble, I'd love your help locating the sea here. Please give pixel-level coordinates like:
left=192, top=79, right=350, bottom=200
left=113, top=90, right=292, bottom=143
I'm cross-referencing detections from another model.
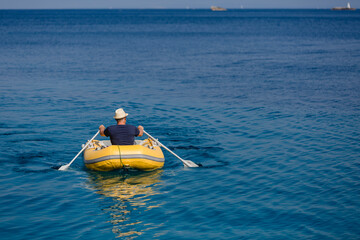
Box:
left=0, top=9, right=359, bottom=239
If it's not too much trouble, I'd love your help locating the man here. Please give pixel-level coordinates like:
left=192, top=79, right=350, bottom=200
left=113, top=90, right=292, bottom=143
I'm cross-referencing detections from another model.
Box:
left=99, top=108, right=144, bottom=145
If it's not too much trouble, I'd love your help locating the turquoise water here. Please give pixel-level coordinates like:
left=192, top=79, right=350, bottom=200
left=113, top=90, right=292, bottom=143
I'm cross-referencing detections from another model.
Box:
left=0, top=9, right=360, bottom=239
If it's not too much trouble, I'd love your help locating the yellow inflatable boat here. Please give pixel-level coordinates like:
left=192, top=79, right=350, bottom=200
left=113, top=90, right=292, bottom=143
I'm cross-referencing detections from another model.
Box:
left=83, top=139, right=165, bottom=171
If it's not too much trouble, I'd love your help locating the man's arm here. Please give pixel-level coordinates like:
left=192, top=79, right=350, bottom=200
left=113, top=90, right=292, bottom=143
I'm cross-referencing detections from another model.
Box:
left=99, top=125, right=106, bottom=136
left=137, top=125, right=144, bottom=137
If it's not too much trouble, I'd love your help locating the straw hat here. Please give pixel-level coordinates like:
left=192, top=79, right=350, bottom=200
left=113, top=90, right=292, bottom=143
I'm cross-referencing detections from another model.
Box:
left=114, top=108, right=129, bottom=119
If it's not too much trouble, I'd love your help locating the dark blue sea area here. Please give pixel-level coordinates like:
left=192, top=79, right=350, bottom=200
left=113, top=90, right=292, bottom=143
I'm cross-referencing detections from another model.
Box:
left=0, top=9, right=360, bottom=239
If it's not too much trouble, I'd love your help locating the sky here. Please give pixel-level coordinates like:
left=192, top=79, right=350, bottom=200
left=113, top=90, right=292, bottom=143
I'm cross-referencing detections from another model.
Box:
left=0, top=0, right=359, bottom=9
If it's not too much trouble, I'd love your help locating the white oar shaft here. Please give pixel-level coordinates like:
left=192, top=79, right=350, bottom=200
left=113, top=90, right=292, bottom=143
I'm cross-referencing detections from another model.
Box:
left=147, top=133, right=182, bottom=161
left=143, top=130, right=198, bottom=167
left=69, top=131, right=99, bottom=164
left=59, top=131, right=99, bottom=170
left=143, top=130, right=177, bottom=156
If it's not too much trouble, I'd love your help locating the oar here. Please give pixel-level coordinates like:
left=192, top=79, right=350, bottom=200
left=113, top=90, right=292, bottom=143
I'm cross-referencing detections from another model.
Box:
left=58, top=131, right=100, bottom=171
left=143, top=130, right=198, bottom=167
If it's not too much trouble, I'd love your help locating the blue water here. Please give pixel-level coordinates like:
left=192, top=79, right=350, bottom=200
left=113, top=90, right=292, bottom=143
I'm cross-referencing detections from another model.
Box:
left=1, top=9, right=360, bottom=239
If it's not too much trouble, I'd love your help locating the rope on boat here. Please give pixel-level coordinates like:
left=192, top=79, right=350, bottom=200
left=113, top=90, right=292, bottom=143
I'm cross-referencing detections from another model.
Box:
left=117, top=145, right=124, bottom=168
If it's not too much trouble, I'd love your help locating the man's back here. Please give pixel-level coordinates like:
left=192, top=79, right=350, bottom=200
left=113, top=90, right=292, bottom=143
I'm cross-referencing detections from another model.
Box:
left=104, top=124, right=140, bottom=145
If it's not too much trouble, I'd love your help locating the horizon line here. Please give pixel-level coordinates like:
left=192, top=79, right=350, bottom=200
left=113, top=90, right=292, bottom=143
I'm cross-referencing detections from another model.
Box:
left=0, top=7, right=353, bottom=10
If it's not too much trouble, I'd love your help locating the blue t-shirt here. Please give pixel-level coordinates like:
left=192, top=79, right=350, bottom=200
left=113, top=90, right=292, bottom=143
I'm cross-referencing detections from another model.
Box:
left=104, top=125, right=140, bottom=145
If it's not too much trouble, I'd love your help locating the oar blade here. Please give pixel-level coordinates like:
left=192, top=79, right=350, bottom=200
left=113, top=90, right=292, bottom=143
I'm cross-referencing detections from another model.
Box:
left=183, top=160, right=199, bottom=168
left=58, top=164, right=70, bottom=171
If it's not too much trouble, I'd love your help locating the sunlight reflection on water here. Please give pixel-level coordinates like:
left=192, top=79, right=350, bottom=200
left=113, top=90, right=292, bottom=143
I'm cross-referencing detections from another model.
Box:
left=85, top=170, right=164, bottom=239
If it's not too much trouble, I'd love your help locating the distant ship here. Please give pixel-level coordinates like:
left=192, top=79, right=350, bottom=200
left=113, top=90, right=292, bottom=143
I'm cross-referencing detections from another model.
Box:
left=332, top=2, right=356, bottom=10
left=211, top=6, right=227, bottom=11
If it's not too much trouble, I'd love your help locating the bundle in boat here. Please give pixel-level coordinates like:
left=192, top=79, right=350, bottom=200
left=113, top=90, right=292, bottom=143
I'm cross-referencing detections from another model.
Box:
left=83, top=139, right=165, bottom=171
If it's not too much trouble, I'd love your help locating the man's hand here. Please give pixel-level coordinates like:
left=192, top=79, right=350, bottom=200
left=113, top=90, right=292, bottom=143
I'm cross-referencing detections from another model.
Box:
left=99, top=125, right=106, bottom=136
left=138, top=125, right=144, bottom=137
